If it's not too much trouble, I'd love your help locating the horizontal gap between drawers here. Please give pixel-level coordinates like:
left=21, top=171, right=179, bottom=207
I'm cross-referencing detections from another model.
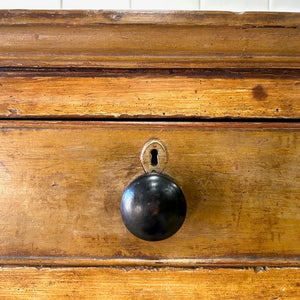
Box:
left=0, top=257, right=299, bottom=268
left=0, top=118, right=299, bottom=122
left=1, top=67, right=300, bottom=77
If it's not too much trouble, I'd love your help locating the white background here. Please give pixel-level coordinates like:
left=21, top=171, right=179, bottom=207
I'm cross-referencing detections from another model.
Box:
left=0, top=0, right=299, bottom=11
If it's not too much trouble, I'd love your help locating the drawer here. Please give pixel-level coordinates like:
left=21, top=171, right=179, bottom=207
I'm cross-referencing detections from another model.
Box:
left=0, top=69, right=299, bottom=119
left=0, top=267, right=299, bottom=299
left=0, top=121, right=299, bottom=267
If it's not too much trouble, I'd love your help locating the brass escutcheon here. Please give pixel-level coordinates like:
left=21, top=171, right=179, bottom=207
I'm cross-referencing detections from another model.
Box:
left=140, top=139, right=168, bottom=173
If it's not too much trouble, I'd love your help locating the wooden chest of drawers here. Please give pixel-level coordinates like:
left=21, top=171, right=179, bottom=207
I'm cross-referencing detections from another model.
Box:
left=0, top=10, right=299, bottom=299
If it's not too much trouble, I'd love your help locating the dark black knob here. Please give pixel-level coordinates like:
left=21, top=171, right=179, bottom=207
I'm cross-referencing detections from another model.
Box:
left=121, top=173, right=186, bottom=241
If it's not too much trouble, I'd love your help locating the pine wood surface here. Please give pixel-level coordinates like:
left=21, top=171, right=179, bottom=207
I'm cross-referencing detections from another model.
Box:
left=0, top=10, right=299, bottom=298
left=0, top=11, right=299, bottom=68
left=1, top=69, right=299, bottom=119
left=0, top=267, right=299, bottom=299
left=0, top=121, right=298, bottom=266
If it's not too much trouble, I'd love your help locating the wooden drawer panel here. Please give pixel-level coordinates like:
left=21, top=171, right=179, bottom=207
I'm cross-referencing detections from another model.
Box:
left=1, top=70, right=299, bottom=119
left=0, top=267, right=299, bottom=299
left=0, top=122, right=299, bottom=266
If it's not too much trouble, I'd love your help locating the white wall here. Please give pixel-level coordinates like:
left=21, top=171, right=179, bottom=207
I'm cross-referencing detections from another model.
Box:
left=0, top=0, right=299, bottom=12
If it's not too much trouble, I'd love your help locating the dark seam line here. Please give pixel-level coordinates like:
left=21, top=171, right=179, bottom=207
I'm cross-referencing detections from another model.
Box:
left=0, top=117, right=299, bottom=122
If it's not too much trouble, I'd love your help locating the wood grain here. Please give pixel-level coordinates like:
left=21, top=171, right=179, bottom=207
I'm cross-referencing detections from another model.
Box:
left=0, top=267, right=299, bottom=299
left=0, top=11, right=299, bottom=68
left=0, top=122, right=299, bottom=266
left=1, top=10, right=299, bottom=26
left=0, top=70, right=299, bottom=119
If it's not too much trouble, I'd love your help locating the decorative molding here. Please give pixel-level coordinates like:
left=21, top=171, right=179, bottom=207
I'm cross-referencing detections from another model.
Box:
left=0, top=10, right=299, bottom=68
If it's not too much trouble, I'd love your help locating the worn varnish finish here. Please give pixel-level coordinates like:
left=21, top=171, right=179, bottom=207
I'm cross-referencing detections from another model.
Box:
left=0, top=267, right=299, bottom=299
left=0, top=122, right=299, bottom=265
left=0, top=11, right=299, bottom=68
left=0, top=70, right=299, bottom=119
left=0, top=10, right=299, bottom=298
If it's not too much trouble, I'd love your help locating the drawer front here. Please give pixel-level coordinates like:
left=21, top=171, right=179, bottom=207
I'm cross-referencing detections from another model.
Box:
left=0, top=122, right=299, bottom=266
left=0, top=267, right=299, bottom=299
left=1, top=70, right=299, bottom=119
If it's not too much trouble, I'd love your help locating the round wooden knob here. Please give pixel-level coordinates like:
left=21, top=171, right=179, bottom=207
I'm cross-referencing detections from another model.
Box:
left=121, top=173, right=186, bottom=241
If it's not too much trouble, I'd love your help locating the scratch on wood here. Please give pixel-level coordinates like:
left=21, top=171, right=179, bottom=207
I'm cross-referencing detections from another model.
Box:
left=236, top=201, right=243, bottom=228
left=0, top=161, right=10, bottom=175
left=8, top=108, right=19, bottom=117
left=254, top=266, right=269, bottom=273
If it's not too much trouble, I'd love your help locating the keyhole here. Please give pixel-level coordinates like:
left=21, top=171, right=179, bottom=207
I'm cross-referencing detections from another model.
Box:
left=150, top=149, right=158, bottom=166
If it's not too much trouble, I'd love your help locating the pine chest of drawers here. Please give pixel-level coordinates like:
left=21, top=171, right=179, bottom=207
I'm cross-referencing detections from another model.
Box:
left=0, top=10, right=299, bottom=299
